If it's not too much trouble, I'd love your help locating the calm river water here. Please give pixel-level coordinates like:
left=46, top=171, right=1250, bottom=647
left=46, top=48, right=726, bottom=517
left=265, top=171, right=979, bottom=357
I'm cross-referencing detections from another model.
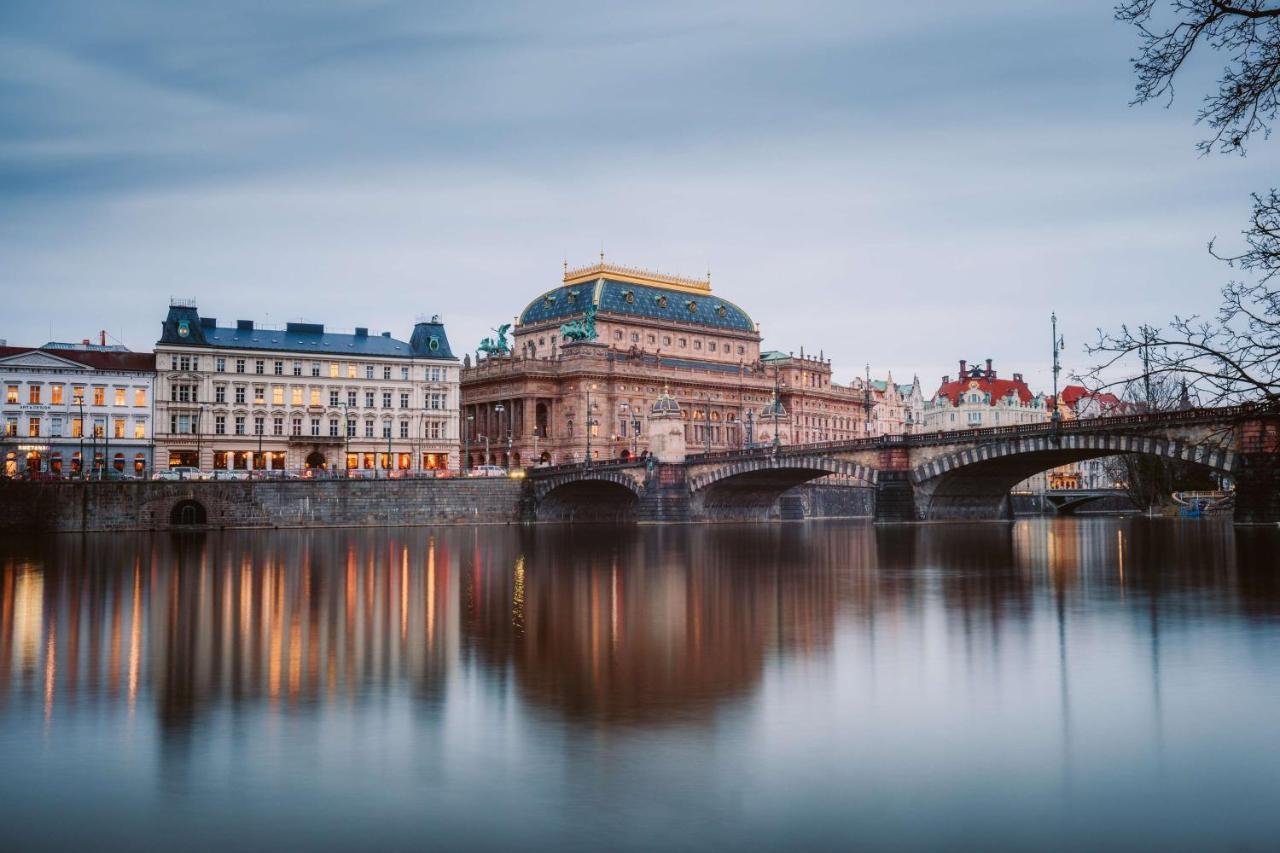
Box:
left=1, top=519, right=1278, bottom=850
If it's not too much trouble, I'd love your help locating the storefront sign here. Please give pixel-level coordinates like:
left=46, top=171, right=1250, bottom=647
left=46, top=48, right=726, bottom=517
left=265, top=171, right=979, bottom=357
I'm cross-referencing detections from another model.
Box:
left=17, top=444, right=49, bottom=452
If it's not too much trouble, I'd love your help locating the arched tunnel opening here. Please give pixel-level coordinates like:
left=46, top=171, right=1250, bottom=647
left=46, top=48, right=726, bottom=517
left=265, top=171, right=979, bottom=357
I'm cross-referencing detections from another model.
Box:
left=537, top=480, right=640, bottom=523
left=919, top=448, right=1230, bottom=521
left=694, top=468, right=846, bottom=521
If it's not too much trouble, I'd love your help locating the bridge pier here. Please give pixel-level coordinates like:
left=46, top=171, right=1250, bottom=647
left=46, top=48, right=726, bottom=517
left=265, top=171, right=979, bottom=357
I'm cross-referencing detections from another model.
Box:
left=1234, top=453, right=1280, bottom=524
left=874, top=471, right=916, bottom=522
left=638, top=464, right=691, bottom=523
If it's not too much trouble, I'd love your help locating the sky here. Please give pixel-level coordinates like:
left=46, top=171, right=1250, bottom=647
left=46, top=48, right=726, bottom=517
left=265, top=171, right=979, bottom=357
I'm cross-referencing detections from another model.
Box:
left=1, top=0, right=1274, bottom=393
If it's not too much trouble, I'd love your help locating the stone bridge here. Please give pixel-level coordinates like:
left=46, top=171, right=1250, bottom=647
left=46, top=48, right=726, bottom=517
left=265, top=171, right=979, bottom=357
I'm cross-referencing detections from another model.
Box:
left=526, top=403, right=1280, bottom=524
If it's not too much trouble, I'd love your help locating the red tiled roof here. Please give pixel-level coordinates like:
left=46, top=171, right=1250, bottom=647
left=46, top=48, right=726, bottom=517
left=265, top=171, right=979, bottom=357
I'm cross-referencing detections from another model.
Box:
left=1058, top=384, right=1130, bottom=414
left=0, top=346, right=155, bottom=373
left=933, top=374, right=1034, bottom=407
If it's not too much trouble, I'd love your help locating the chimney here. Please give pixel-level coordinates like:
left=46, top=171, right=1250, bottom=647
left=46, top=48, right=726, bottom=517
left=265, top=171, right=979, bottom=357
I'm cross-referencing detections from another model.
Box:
left=237, top=320, right=254, bottom=331
left=355, top=327, right=368, bottom=337
left=1013, top=372, right=1023, bottom=382
left=942, top=375, right=950, bottom=384
left=82, top=338, right=90, bottom=346
left=959, top=359, right=967, bottom=376
left=99, top=330, right=106, bottom=346
left=985, top=358, right=993, bottom=378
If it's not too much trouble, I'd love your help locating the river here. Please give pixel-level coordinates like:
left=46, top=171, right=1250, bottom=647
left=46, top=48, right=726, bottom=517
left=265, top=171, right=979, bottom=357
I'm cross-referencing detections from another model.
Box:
left=1, top=518, right=1278, bottom=850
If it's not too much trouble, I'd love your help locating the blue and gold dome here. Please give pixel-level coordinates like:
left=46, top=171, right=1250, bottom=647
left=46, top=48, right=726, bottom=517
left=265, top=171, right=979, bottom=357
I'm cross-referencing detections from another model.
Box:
left=518, top=262, right=756, bottom=333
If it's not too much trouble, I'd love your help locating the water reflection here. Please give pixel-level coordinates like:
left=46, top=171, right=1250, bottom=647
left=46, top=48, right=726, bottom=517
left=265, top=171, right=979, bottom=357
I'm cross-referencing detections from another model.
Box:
left=1, top=519, right=1278, bottom=849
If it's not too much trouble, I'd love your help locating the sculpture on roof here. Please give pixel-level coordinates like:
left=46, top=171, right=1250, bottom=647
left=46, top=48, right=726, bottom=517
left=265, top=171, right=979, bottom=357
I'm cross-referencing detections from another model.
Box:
left=477, top=323, right=511, bottom=358
left=560, top=303, right=598, bottom=343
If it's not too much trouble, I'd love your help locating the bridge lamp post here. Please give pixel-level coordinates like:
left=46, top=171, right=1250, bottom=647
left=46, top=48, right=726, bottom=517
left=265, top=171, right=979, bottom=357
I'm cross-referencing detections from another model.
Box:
left=620, top=402, right=641, bottom=459
left=704, top=394, right=713, bottom=455
left=584, top=383, right=598, bottom=468
left=745, top=409, right=754, bottom=450
left=1050, top=311, right=1064, bottom=426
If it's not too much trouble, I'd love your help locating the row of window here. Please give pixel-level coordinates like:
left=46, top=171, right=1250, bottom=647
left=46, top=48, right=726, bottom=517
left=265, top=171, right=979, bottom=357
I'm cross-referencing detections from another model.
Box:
left=171, top=385, right=449, bottom=410
left=5, top=384, right=146, bottom=407
left=5, top=415, right=146, bottom=439
left=171, top=414, right=449, bottom=440
left=169, top=353, right=451, bottom=383
left=604, top=328, right=748, bottom=355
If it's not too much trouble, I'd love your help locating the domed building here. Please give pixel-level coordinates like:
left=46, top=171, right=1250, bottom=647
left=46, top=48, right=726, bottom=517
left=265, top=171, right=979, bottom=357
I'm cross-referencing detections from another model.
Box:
left=460, top=259, right=909, bottom=469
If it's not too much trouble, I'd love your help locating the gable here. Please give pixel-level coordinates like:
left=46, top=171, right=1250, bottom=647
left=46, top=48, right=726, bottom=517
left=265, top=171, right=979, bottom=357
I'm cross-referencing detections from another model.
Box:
left=0, top=350, right=87, bottom=370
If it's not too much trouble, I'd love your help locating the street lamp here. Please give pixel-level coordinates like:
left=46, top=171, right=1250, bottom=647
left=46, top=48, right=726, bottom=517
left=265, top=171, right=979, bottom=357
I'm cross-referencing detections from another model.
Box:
left=195, top=403, right=204, bottom=474
left=340, top=402, right=352, bottom=477
left=255, top=421, right=264, bottom=479
left=745, top=409, right=754, bottom=450
left=494, top=403, right=510, bottom=472
left=74, top=393, right=85, bottom=478
left=465, top=413, right=474, bottom=474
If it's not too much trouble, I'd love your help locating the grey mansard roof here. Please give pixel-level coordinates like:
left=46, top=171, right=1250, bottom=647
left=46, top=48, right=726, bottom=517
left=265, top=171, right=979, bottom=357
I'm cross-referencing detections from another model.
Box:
left=158, top=305, right=456, bottom=360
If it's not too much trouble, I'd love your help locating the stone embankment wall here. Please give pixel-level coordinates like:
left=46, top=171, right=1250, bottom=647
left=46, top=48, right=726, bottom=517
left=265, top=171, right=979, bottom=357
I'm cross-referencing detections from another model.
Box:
left=0, top=479, right=525, bottom=533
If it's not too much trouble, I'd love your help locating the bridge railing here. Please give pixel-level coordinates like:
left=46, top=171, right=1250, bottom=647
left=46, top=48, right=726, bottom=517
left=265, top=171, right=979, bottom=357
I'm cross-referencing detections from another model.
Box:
left=535, top=401, right=1277, bottom=474
left=684, top=401, right=1275, bottom=466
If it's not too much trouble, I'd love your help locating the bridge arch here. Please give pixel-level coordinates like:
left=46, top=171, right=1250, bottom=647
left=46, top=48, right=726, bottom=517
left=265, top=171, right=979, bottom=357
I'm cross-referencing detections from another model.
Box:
left=689, top=455, right=877, bottom=520
left=533, top=470, right=643, bottom=522
left=911, top=432, right=1237, bottom=520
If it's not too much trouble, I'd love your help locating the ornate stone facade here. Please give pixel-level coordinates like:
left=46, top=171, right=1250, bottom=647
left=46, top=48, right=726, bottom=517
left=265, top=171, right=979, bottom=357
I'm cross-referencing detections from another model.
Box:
left=460, top=261, right=912, bottom=468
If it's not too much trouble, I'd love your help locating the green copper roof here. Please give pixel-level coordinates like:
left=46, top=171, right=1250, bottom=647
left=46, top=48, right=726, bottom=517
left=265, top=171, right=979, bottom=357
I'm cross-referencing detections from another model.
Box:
left=519, top=278, right=755, bottom=333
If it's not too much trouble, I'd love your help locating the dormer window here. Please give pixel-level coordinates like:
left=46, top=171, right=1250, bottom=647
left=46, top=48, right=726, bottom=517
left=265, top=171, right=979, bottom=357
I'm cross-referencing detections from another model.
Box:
left=686, top=300, right=698, bottom=313
left=655, top=295, right=668, bottom=308
left=622, top=290, right=635, bottom=304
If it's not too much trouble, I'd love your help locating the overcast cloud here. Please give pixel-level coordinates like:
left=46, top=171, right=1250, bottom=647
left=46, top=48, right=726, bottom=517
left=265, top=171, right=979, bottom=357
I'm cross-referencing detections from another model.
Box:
left=1, top=0, right=1272, bottom=392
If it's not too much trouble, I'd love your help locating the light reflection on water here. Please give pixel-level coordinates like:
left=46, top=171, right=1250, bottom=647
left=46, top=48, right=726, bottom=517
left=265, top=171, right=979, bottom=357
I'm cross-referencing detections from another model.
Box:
left=1, top=519, right=1278, bottom=850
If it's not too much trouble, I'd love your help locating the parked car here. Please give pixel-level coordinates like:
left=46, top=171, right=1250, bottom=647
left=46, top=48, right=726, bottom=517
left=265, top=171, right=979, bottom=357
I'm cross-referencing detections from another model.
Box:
left=153, top=467, right=202, bottom=481
left=469, top=465, right=508, bottom=478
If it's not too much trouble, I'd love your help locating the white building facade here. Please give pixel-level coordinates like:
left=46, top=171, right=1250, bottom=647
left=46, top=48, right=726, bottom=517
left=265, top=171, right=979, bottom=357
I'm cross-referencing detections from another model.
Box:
left=154, top=303, right=460, bottom=474
left=1, top=342, right=156, bottom=477
left=921, top=359, right=1048, bottom=433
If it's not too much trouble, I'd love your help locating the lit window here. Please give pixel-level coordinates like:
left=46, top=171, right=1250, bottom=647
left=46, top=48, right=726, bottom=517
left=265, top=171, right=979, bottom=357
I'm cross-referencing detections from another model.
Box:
left=114, top=418, right=125, bottom=438
left=29, top=386, right=41, bottom=404
left=27, top=416, right=40, bottom=437
left=6, top=385, right=18, bottom=404
left=51, top=385, right=64, bottom=405
left=93, top=387, right=105, bottom=406
left=310, top=389, right=321, bottom=406
left=115, top=388, right=126, bottom=406
left=273, top=387, right=283, bottom=405
left=135, top=388, right=146, bottom=407
left=329, top=363, right=339, bottom=378
left=291, top=387, right=303, bottom=406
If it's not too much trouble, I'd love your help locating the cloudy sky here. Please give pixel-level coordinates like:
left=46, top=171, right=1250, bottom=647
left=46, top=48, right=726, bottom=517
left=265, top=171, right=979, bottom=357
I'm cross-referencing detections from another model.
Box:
left=1, top=1, right=1272, bottom=392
